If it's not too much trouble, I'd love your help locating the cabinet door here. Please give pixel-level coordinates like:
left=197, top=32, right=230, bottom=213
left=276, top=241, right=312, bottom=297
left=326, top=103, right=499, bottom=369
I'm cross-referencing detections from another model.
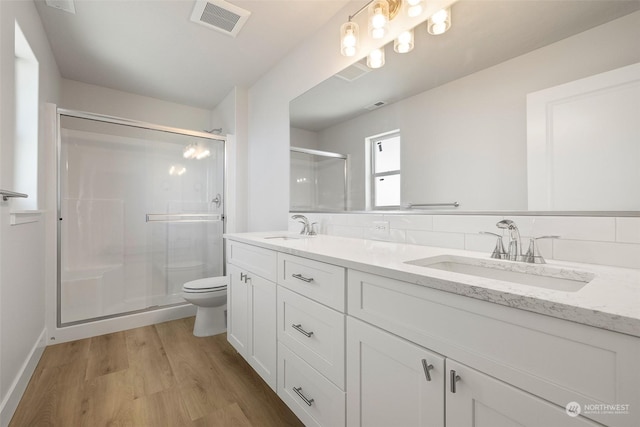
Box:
left=247, top=271, right=277, bottom=390
left=446, top=359, right=601, bottom=427
left=227, top=264, right=248, bottom=357
left=346, top=317, right=445, bottom=427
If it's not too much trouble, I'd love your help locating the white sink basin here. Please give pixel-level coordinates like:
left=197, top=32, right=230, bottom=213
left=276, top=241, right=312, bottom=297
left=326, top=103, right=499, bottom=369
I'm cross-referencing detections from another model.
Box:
left=404, top=255, right=594, bottom=292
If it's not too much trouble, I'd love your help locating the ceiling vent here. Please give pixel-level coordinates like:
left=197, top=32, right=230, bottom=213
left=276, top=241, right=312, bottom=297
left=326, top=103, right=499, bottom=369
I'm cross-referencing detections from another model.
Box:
left=333, top=62, right=370, bottom=82
left=365, top=101, right=387, bottom=111
left=190, top=0, right=251, bottom=38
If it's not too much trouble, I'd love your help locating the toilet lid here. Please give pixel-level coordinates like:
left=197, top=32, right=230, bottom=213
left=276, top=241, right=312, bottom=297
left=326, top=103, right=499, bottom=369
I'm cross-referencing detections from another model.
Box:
left=183, top=276, right=228, bottom=291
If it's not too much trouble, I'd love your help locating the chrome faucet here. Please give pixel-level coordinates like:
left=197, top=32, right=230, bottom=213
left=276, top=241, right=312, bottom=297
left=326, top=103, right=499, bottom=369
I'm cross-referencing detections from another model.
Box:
left=291, top=214, right=317, bottom=235
left=481, top=219, right=560, bottom=264
left=496, top=219, right=521, bottom=261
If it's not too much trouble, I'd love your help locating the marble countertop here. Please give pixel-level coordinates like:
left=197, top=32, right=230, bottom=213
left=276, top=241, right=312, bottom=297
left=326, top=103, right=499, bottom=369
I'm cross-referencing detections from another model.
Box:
left=224, top=232, right=640, bottom=338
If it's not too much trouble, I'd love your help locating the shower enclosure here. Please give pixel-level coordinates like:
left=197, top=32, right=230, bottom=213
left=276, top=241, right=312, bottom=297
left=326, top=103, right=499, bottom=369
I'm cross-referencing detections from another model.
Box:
left=290, top=147, right=348, bottom=211
left=57, top=110, right=225, bottom=325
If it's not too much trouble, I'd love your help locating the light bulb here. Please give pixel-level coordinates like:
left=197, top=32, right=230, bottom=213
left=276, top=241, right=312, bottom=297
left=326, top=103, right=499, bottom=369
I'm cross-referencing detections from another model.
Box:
left=394, top=29, right=414, bottom=53
left=367, top=48, right=385, bottom=69
left=431, top=8, right=449, bottom=24
left=371, top=27, right=385, bottom=39
left=405, top=0, right=423, bottom=18
left=427, top=7, right=451, bottom=35
left=371, top=8, right=386, bottom=28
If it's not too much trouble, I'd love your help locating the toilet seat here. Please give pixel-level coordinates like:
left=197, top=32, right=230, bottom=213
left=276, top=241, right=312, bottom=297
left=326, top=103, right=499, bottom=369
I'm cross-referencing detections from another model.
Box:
left=183, top=277, right=228, bottom=293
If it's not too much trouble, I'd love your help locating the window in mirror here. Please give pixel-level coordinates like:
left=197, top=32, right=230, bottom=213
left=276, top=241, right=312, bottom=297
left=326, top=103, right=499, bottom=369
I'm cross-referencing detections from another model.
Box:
left=371, top=132, right=400, bottom=208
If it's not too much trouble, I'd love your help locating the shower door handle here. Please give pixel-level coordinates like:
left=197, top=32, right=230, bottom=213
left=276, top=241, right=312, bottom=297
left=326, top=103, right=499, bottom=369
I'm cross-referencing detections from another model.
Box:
left=212, top=193, right=222, bottom=208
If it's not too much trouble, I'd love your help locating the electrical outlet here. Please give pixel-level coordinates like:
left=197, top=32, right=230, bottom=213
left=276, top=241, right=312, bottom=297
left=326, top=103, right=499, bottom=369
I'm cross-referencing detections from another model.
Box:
left=372, top=221, right=389, bottom=234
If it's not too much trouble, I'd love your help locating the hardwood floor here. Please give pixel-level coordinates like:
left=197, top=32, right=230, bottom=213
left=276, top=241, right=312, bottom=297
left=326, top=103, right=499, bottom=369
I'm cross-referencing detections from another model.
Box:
left=9, top=317, right=303, bottom=427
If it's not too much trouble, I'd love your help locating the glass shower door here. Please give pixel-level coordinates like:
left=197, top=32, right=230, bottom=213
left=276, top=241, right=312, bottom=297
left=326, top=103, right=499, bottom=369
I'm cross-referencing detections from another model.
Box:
left=58, top=114, right=224, bottom=325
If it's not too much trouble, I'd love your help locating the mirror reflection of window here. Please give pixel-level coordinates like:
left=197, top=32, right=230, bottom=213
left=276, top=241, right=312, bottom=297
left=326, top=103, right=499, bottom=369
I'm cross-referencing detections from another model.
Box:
left=371, top=132, right=401, bottom=208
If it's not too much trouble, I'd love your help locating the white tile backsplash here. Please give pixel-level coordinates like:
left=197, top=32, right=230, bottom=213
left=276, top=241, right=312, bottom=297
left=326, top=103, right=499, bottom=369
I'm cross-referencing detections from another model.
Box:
left=616, top=217, right=640, bottom=244
left=406, top=229, right=465, bottom=249
left=291, top=212, right=640, bottom=269
left=464, top=232, right=503, bottom=253
left=553, top=239, right=640, bottom=269
left=384, top=214, right=433, bottom=230
left=513, top=216, right=616, bottom=242
left=433, top=215, right=504, bottom=234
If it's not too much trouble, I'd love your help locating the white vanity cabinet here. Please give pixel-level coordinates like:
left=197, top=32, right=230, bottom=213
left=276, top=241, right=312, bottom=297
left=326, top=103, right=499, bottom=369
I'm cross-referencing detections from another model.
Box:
left=346, top=317, right=445, bottom=427
left=276, top=253, right=347, bottom=427
left=224, top=234, right=640, bottom=427
left=226, top=240, right=277, bottom=390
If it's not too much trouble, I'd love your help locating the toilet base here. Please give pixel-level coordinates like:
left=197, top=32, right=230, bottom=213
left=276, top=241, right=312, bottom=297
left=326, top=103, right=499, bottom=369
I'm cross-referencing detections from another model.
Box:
left=193, top=304, right=227, bottom=337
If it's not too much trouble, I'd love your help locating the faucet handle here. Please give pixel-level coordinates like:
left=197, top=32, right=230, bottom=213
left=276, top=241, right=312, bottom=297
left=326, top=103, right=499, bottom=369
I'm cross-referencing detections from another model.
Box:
left=523, top=235, right=560, bottom=264
left=479, top=231, right=507, bottom=259
left=308, top=222, right=318, bottom=236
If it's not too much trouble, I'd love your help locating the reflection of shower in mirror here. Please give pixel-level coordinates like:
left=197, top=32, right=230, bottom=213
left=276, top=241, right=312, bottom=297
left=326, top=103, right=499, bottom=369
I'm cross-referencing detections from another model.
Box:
left=290, top=147, right=348, bottom=212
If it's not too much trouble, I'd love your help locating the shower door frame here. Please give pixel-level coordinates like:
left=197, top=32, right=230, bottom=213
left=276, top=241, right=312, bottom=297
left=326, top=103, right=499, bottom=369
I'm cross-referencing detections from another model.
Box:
left=55, top=108, right=227, bottom=328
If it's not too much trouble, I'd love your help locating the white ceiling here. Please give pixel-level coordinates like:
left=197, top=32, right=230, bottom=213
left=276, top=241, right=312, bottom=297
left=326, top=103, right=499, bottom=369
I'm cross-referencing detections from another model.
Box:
left=34, top=0, right=350, bottom=110
left=290, top=0, right=640, bottom=131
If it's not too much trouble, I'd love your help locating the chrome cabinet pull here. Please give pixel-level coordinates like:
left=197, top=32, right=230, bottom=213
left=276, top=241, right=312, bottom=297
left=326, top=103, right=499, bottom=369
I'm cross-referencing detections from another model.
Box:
left=421, top=359, right=433, bottom=382
left=450, top=370, right=461, bottom=393
left=240, top=272, right=246, bottom=282
left=293, top=387, right=314, bottom=406
left=292, top=273, right=314, bottom=283
left=292, top=324, right=314, bottom=337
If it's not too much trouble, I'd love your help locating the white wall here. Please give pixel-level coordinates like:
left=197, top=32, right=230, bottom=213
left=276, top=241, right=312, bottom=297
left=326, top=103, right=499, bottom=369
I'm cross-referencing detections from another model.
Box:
left=290, top=127, right=319, bottom=150
left=317, top=12, right=640, bottom=210
left=60, top=79, right=213, bottom=131
left=212, top=87, right=249, bottom=233
left=0, top=1, right=60, bottom=424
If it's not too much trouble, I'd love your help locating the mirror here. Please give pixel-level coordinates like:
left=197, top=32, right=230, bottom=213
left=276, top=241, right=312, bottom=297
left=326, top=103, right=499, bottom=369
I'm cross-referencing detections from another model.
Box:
left=290, top=1, right=640, bottom=213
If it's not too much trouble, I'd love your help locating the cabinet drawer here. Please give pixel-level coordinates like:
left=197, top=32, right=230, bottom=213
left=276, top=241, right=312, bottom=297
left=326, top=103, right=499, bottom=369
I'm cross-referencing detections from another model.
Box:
left=278, top=342, right=346, bottom=427
left=348, top=269, right=640, bottom=427
left=226, top=240, right=277, bottom=282
left=278, top=286, right=345, bottom=389
left=278, top=253, right=345, bottom=311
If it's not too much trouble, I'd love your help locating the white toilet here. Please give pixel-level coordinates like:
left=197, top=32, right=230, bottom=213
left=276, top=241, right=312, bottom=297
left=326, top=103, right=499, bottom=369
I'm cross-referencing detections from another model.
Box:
left=182, top=276, right=228, bottom=337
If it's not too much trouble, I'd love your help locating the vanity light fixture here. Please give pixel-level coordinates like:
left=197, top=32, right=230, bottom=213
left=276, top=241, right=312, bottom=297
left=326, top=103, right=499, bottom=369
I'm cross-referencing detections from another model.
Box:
left=340, top=0, right=451, bottom=67
left=427, top=7, right=451, bottom=35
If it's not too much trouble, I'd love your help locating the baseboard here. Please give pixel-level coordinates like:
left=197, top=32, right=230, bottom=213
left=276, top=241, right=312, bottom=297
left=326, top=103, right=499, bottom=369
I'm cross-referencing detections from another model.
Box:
left=0, top=329, right=46, bottom=427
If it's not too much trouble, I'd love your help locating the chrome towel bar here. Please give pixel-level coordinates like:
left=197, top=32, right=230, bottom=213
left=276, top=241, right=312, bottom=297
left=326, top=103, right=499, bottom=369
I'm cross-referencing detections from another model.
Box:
left=0, top=189, right=28, bottom=201
left=407, top=201, right=459, bottom=208
left=145, top=213, right=222, bottom=223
